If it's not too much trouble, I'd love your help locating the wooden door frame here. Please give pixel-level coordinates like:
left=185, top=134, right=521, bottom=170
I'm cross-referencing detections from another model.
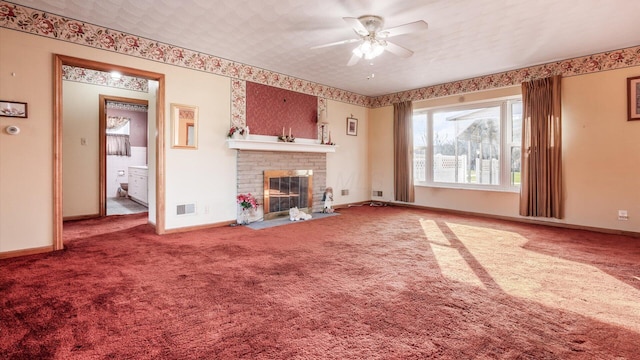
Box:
left=53, top=54, right=166, bottom=250
left=99, top=95, right=149, bottom=216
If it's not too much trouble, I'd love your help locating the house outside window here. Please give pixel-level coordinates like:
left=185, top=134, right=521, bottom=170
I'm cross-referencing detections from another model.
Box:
left=413, top=98, right=522, bottom=191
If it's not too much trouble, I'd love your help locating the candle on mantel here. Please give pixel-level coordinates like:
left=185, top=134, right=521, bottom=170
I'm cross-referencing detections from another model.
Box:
left=282, top=127, right=285, bottom=137
left=289, top=127, right=291, bottom=137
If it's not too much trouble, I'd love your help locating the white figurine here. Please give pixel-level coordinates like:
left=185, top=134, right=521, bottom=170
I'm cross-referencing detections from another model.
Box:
left=289, top=207, right=312, bottom=221
left=323, top=187, right=334, bottom=213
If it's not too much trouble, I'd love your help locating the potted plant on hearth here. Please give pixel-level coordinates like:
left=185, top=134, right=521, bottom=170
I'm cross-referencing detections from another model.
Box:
left=237, top=193, right=259, bottom=224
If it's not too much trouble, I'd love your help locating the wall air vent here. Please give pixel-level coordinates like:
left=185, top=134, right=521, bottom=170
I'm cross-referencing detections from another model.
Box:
left=176, top=203, right=196, bottom=215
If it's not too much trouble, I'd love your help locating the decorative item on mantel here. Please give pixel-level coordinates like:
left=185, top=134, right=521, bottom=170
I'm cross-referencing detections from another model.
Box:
left=324, top=131, right=336, bottom=146
left=227, top=125, right=248, bottom=139
left=318, top=122, right=336, bottom=145
left=278, top=127, right=295, bottom=143
left=237, top=193, right=259, bottom=225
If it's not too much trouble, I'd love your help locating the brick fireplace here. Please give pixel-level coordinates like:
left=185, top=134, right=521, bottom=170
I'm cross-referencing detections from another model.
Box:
left=236, top=150, right=327, bottom=219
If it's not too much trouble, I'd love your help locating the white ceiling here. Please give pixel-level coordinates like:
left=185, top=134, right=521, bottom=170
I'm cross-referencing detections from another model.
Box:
left=10, top=0, right=640, bottom=97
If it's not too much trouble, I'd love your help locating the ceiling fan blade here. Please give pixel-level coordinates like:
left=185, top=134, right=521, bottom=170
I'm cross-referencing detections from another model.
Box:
left=347, top=53, right=361, bottom=66
left=310, top=38, right=360, bottom=50
left=385, top=41, right=414, bottom=58
left=379, top=20, right=428, bottom=38
left=343, top=17, right=369, bottom=36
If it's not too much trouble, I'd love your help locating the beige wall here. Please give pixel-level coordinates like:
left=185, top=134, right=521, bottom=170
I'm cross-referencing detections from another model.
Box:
left=369, top=105, right=394, bottom=201
left=369, top=68, right=640, bottom=232
left=0, top=29, right=53, bottom=252
left=562, top=67, right=640, bottom=231
left=163, top=67, right=233, bottom=230
left=325, top=99, right=370, bottom=205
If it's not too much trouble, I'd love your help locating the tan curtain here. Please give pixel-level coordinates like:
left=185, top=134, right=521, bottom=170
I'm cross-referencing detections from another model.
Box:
left=394, top=101, right=415, bottom=202
left=520, top=75, right=562, bottom=218
left=106, top=134, right=131, bottom=156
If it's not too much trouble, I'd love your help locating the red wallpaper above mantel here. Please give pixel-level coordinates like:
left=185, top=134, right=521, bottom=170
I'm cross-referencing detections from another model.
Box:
left=246, top=82, right=317, bottom=139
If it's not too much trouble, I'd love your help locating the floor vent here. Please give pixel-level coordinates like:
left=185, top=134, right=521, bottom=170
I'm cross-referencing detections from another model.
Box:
left=177, top=203, right=196, bottom=215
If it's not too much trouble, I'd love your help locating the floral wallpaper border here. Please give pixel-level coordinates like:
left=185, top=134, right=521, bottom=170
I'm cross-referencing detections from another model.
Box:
left=63, top=65, right=149, bottom=93
left=230, top=80, right=246, bottom=128
left=370, top=46, right=640, bottom=107
left=106, top=101, right=148, bottom=113
left=2, top=1, right=640, bottom=110
left=0, top=1, right=368, bottom=108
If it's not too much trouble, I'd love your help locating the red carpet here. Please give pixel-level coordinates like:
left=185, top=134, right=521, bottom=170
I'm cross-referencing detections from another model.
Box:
left=1, top=206, right=639, bottom=359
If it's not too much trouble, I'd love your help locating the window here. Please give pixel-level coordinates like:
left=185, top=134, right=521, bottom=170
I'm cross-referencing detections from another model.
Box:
left=413, top=98, right=522, bottom=190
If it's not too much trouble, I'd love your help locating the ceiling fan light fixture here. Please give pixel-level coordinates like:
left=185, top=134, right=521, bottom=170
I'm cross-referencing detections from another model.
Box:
left=314, top=14, right=426, bottom=66
left=369, top=41, right=385, bottom=58
left=353, top=39, right=386, bottom=60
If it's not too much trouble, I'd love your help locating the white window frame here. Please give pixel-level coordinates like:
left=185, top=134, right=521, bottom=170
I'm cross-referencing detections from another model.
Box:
left=413, top=97, right=521, bottom=192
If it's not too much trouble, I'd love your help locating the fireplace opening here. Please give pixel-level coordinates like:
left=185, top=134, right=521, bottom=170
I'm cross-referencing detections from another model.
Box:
left=264, top=170, right=313, bottom=219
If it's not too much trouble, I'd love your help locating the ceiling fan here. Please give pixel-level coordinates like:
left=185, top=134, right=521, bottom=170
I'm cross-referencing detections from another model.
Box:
left=311, top=15, right=428, bottom=66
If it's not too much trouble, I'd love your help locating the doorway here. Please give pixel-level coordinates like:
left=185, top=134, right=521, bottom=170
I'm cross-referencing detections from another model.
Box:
left=53, top=55, right=167, bottom=250
left=100, top=96, right=149, bottom=216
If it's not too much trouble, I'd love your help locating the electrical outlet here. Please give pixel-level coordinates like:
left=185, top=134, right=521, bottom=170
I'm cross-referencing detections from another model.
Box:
left=80, top=137, right=87, bottom=146
left=204, top=205, right=210, bottom=214
left=618, top=210, right=628, bottom=221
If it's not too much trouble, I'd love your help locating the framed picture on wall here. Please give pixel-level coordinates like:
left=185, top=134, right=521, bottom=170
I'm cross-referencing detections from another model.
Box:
left=0, top=100, right=28, bottom=118
left=628, top=76, right=640, bottom=121
left=346, top=117, right=358, bottom=136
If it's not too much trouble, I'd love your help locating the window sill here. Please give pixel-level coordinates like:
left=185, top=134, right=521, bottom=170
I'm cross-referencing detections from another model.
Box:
left=415, top=182, right=520, bottom=193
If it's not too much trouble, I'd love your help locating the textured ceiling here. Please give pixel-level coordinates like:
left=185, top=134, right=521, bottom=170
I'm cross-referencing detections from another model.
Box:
left=9, top=0, right=640, bottom=96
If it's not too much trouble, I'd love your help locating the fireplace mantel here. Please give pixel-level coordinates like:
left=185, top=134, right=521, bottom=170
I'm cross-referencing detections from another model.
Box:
left=227, top=135, right=337, bottom=153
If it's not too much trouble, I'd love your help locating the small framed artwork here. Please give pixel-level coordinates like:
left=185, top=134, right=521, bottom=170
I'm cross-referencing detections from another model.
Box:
left=346, top=117, right=358, bottom=136
left=628, top=76, right=640, bottom=121
left=0, top=100, right=28, bottom=118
